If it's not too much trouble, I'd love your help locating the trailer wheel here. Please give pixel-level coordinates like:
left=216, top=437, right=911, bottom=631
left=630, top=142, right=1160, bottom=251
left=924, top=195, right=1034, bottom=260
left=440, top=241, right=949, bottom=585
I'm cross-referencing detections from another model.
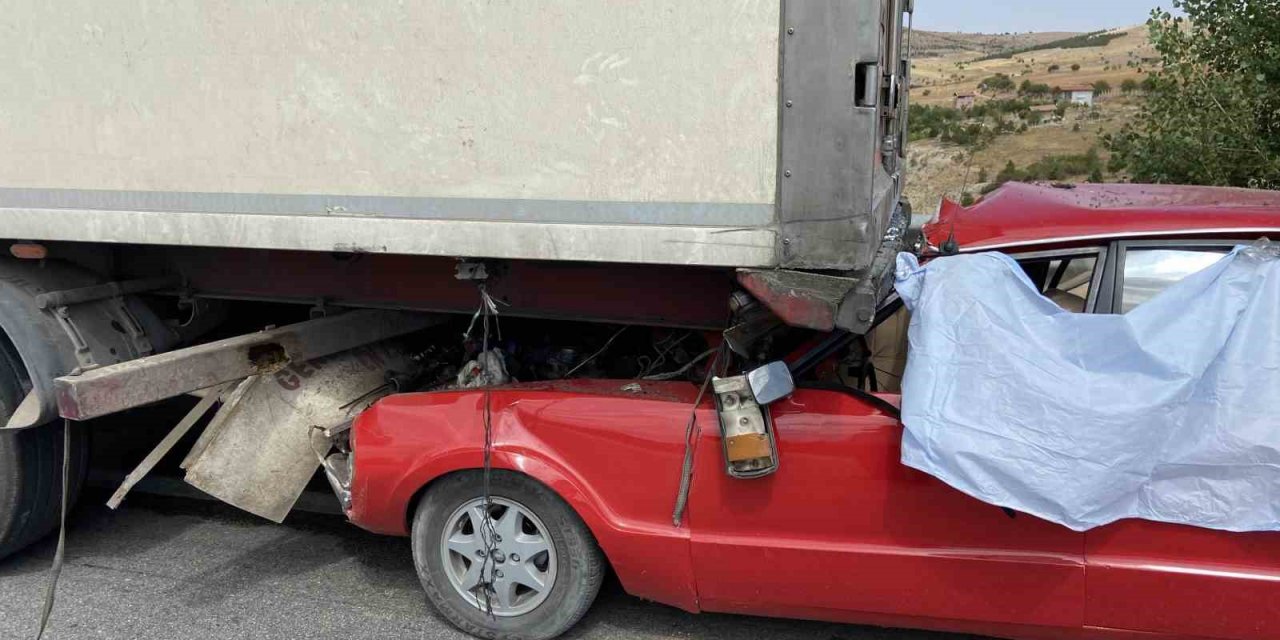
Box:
left=0, top=336, right=88, bottom=561
left=411, top=470, right=605, bottom=640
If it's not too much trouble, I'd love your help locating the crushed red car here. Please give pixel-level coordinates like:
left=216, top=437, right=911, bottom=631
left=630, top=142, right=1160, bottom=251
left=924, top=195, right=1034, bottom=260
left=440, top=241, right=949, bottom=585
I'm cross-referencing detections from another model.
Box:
left=343, top=183, right=1280, bottom=640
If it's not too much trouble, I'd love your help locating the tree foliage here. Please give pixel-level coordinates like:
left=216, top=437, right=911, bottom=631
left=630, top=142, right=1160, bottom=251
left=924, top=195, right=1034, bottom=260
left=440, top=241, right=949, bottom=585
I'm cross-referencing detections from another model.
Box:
left=974, top=30, right=1124, bottom=61
left=991, top=149, right=1106, bottom=185
left=1120, top=78, right=1140, bottom=94
left=978, top=73, right=1016, bottom=93
left=1106, top=0, right=1280, bottom=188
left=1019, top=80, right=1053, bottom=99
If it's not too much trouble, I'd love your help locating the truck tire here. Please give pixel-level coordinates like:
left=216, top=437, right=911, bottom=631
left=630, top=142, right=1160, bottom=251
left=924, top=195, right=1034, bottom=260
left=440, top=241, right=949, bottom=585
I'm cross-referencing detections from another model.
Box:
left=0, top=336, right=88, bottom=561
left=411, top=470, right=605, bottom=640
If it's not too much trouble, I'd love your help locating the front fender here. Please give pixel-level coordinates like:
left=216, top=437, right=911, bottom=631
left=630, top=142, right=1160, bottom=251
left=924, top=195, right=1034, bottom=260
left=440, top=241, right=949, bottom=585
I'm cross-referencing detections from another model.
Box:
left=347, top=386, right=705, bottom=613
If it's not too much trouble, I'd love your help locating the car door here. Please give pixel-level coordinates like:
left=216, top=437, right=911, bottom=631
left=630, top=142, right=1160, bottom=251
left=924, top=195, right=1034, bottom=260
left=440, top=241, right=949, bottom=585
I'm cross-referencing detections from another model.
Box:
left=1085, top=240, right=1280, bottom=640
left=685, top=249, right=1106, bottom=635
left=685, top=391, right=1085, bottom=634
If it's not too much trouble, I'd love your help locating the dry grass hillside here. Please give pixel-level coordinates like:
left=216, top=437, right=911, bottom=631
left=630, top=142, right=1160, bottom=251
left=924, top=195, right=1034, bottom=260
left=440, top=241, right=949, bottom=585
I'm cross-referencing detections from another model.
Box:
left=911, top=25, right=1157, bottom=106
left=911, top=30, right=1083, bottom=58
left=904, top=25, right=1159, bottom=211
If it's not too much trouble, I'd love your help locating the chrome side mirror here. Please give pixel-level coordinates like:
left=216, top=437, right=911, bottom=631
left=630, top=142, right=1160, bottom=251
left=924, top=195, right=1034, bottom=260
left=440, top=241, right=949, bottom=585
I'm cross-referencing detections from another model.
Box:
left=747, top=361, right=794, bottom=406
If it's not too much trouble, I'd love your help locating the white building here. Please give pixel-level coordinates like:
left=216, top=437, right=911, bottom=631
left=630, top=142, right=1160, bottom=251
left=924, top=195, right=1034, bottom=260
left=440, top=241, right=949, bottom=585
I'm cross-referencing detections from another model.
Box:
left=1056, top=85, right=1095, bottom=106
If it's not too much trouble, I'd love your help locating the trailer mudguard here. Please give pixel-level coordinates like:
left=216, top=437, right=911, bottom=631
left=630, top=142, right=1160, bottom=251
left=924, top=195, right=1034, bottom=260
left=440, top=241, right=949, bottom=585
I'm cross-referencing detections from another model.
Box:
left=0, top=257, right=172, bottom=429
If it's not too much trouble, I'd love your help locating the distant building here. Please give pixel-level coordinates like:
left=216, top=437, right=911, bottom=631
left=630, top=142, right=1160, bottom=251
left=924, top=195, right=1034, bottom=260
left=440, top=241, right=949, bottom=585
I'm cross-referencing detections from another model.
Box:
left=954, top=93, right=977, bottom=110
left=1056, top=85, right=1095, bottom=106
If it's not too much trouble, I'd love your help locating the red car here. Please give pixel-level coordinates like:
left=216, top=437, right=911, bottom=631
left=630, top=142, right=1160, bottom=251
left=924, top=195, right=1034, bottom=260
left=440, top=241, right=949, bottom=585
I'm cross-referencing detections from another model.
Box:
left=345, top=183, right=1280, bottom=640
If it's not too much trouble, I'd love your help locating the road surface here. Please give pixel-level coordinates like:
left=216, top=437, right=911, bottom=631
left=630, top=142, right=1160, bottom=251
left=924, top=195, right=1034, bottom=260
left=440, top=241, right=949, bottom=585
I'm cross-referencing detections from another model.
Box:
left=0, top=490, right=976, bottom=640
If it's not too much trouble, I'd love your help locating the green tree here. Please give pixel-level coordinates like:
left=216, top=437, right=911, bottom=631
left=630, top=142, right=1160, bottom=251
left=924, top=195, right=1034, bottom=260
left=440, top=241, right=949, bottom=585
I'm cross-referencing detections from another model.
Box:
left=979, top=73, right=1016, bottom=93
left=1121, top=78, right=1139, bottom=94
left=997, top=160, right=1022, bottom=182
left=1106, top=0, right=1280, bottom=188
left=1140, top=75, right=1158, bottom=93
left=1071, top=63, right=1081, bottom=71
left=1092, top=80, right=1113, bottom=95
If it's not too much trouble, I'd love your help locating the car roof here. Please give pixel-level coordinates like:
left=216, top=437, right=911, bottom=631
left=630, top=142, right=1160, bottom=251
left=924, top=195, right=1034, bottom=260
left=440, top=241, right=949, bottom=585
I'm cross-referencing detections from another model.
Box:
left=924, top=182, right=1280, bottom=252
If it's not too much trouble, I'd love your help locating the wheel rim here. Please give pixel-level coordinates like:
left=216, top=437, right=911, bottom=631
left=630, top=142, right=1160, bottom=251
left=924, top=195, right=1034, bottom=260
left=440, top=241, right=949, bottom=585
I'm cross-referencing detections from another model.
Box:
left=439, top=496, right=558, bottom=617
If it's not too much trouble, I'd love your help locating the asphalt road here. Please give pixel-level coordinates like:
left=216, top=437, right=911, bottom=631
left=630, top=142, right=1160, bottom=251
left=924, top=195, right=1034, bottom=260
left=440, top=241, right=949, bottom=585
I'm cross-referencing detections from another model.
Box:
left=0, top=489, right=976, bottom=640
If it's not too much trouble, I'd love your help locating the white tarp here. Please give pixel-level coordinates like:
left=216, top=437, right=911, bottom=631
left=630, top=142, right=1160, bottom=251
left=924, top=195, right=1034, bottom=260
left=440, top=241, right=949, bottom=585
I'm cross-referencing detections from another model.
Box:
left=894, top=242, right=1280, bottom=532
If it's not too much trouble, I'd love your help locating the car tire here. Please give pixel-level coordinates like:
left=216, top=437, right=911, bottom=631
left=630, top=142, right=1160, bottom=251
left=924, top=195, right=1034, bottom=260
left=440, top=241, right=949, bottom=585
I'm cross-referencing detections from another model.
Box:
left=411, top=470, right=605, bottom=640
left=0, top=336, right=89, bottom=562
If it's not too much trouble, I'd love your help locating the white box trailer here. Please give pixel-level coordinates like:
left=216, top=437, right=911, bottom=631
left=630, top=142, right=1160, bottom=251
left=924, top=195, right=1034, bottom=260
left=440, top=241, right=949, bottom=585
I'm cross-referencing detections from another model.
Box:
left=0, top=0, right=913, bottom=560
left=0, top=0, right=909, bottom=272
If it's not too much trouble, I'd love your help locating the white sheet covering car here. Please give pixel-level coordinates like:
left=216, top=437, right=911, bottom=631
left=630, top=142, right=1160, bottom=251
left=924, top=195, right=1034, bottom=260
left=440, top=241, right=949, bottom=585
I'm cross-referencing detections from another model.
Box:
left=894, top=242, right=1280, bottom=532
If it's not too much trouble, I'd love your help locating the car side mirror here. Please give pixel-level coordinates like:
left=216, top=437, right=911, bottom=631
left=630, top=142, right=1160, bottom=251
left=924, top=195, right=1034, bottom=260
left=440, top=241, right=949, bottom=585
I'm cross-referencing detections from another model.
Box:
left=747, top=361, right=794, bottom=406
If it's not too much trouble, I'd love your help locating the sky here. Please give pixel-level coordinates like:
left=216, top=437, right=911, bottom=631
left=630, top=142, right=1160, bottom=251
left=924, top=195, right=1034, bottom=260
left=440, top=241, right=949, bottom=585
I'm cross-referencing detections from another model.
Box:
left=912, top=0, right=1181, bottom=34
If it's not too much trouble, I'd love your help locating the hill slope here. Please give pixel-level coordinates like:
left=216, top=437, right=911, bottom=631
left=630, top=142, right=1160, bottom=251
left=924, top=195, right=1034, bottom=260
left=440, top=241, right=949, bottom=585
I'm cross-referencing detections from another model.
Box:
left=910, top=25, right=1156, bottom=105
left=903, top=25, right=1159, bottom=209
left=911, top=30, right=1083, bottom=58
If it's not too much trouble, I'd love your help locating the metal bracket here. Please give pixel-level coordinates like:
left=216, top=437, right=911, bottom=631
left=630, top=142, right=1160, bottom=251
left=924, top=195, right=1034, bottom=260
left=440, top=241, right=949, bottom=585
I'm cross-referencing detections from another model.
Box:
left=310, top=297, right=331, bottom=319
left=711, top=374, right=778, bottom=479
left=51, top=306, right=97, bottom=373
left=109, top=297, right=155, bottom=357
left=455, top=260, right=490, bottom=281
left=836, top=202, right=910, bottom=334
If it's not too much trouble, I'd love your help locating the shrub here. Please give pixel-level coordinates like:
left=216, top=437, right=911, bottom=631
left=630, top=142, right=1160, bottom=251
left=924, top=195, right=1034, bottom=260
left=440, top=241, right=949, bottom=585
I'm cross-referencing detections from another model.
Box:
left=1018, top=147, right=1105, bottom=181
left=997, top=160, right=1022, bottom=182
left=979, top=73, right=1016, bottom=93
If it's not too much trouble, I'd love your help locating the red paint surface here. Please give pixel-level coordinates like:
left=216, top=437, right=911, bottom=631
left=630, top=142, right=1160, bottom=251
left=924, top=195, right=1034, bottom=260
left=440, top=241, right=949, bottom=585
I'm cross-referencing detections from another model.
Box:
left=1085, top=521, right=1280, bottom=640
left=927, top=183, right=1280, bottom=251
left=348, top=380, right=706, bottom=612
left=687, top=390, right=1085, bottom=632
left=349, top=381, right=1280, bottom=639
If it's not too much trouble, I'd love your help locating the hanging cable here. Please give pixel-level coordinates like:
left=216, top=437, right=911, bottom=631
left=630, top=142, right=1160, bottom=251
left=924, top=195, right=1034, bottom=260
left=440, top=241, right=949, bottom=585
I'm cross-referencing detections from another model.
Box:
left=33, top=419, right=71, bottom=640
left=562, top=325, right=628, bottom=378
left=471, top=284, right=500, bottom=617
left=671, top=343, right=725, bottom=527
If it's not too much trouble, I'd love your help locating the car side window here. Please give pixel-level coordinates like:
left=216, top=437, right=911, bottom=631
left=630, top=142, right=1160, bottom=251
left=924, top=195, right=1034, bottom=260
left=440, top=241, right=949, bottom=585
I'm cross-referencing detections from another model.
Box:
left=1019, top=255, right=1098, bottom=314
left=1119, top=249, right=1226, bottom=313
